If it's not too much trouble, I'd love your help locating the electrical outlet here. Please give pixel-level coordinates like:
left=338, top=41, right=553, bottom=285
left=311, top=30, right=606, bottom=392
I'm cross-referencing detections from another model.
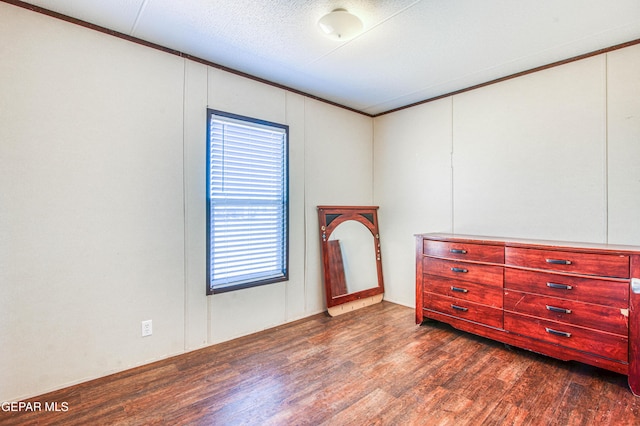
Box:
left=141, top=320, right=152, bottom=337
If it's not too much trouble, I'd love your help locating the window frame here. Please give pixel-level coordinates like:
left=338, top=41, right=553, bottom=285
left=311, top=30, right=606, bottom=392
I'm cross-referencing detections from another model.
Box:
left=206, top=109, right=289, bottom=295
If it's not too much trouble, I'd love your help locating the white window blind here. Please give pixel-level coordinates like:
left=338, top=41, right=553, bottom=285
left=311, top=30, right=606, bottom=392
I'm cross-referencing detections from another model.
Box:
left=207, top=111, right=288, bottom=293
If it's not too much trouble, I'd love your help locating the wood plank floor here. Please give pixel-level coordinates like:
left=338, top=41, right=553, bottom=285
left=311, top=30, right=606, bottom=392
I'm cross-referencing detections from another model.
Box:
left=3, top=301, right=640, bottom=425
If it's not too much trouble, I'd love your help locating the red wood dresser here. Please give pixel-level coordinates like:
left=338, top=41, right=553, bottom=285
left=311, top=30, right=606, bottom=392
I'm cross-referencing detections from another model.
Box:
left=415, top=233, right=640, bottom=395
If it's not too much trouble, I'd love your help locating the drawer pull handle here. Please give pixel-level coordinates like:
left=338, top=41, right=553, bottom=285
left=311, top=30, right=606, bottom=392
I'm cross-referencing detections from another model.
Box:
left=545, top=327, right=571, bottom=338
left=451, top=267, right=468, bottom=273
left=451, top=286, right=468, bottom=293
left=547, top=282, right=573, bottom=290
left=546, top=305, right=572, bottom=314
left=546, top=258, right=572, bottom=265
left=450, top=249, right=467, bottom=254
left=451, top=304, right=468, bottom=312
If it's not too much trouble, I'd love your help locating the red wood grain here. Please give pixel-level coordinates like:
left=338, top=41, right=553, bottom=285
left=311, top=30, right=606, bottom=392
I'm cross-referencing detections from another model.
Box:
left=421, top=308, right=628, bottom=375
left=423, top=257, right=503, bottom=287
left=628, top=255, right=640, bottom=395
left=424, top=275, right=503, bottom=308
left=415, top=236, right=424, bottom=324
left=423, top=239, right=504, bottom=263
left=504, top=313, right=628, bottom=362
left=505, top=268, right=629, bottom=307
left=326, top=240, right=347, bottom=297
left=424, top=293, right=504, bottom=328
left=416, top=233, right=640, bottom=393
left=318, top=206, right=384, bottom=309
left=506, top=247, right=630, bottom=278
left=504, top=290, right=628, bottom=336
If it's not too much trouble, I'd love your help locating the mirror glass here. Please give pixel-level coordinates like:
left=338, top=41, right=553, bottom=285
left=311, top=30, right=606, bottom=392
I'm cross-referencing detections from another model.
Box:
left=328, top=221, right=378, bottom=297
left=317, top=206, right=384, bottom=313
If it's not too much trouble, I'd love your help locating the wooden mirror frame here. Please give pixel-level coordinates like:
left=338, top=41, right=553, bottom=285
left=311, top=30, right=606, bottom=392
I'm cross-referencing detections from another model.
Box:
left=317, top=206, right=385, bottom=312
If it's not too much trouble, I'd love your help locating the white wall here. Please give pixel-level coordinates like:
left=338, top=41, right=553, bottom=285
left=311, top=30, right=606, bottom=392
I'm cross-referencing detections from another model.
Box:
left=373, top=99, right=453, bottom=305
left=608, top=44, right=640, bottom=245
left=0, top=4, right=187, bottom=401
left=304, top=99, right=374, bottom=314
left=452, top=56, right=607, bottom=242
left=0, top=3, right=373, bottom=401
left=374, top=45, right=640, bottom=308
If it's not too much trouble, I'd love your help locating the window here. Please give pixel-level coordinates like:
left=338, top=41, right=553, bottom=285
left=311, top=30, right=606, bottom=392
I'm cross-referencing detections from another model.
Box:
left=207, top=110, right=289, bottom=294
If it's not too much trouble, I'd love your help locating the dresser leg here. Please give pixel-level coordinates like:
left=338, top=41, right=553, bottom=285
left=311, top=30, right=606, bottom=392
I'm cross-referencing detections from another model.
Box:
left=630, top=377, right=640, bottom=396
left=419, top=317, right=437, bottom=325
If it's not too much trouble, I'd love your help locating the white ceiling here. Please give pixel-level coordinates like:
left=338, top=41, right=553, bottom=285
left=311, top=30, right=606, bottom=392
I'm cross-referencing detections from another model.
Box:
left=20, top=0, right=640, bottom=115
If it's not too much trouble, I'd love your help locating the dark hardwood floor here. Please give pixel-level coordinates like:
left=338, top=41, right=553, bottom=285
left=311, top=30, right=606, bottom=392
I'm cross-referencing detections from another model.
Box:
left=2, top=301, right=640, bottom=425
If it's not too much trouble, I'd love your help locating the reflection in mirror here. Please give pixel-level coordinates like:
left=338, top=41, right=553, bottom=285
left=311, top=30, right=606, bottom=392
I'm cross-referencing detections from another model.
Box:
left=329, top=221, right=378, bottom=296
left=318, top=206, right=384, bottom=316
left=326, top=240, right=347, bottom=297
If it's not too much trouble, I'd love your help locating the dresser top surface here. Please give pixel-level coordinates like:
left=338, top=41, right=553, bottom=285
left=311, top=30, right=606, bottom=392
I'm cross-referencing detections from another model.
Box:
left=417, top=232, right=640, bottom=254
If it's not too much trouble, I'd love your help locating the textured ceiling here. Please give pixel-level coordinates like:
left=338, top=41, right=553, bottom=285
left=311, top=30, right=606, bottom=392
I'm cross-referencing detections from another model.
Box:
left=17, top=0, right=640, bottom=115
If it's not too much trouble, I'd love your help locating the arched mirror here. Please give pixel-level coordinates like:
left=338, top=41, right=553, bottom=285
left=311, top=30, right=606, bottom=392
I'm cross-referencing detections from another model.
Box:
left=317, top=206, right=384, bottom=316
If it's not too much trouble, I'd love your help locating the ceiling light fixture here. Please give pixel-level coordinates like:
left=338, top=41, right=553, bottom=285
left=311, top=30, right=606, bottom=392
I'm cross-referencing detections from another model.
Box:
left=318, top=9, right=363, bottom=41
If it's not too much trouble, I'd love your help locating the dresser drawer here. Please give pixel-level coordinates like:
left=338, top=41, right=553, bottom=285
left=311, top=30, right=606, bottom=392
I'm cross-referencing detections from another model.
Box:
left=505, top=247, right=629, bottom=278
left=425, top=293, right=503, bottom=328
left=504, top=290, right=628, bottom=336
left=423, top=258, right=503, bottom=288
left=423, top=275, right=503, bottom=308
left=504, top=313, right=628, bottom=362
left=504, top=268, right=629, bottom=308
left=423, top=239, right=504, bottom=263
